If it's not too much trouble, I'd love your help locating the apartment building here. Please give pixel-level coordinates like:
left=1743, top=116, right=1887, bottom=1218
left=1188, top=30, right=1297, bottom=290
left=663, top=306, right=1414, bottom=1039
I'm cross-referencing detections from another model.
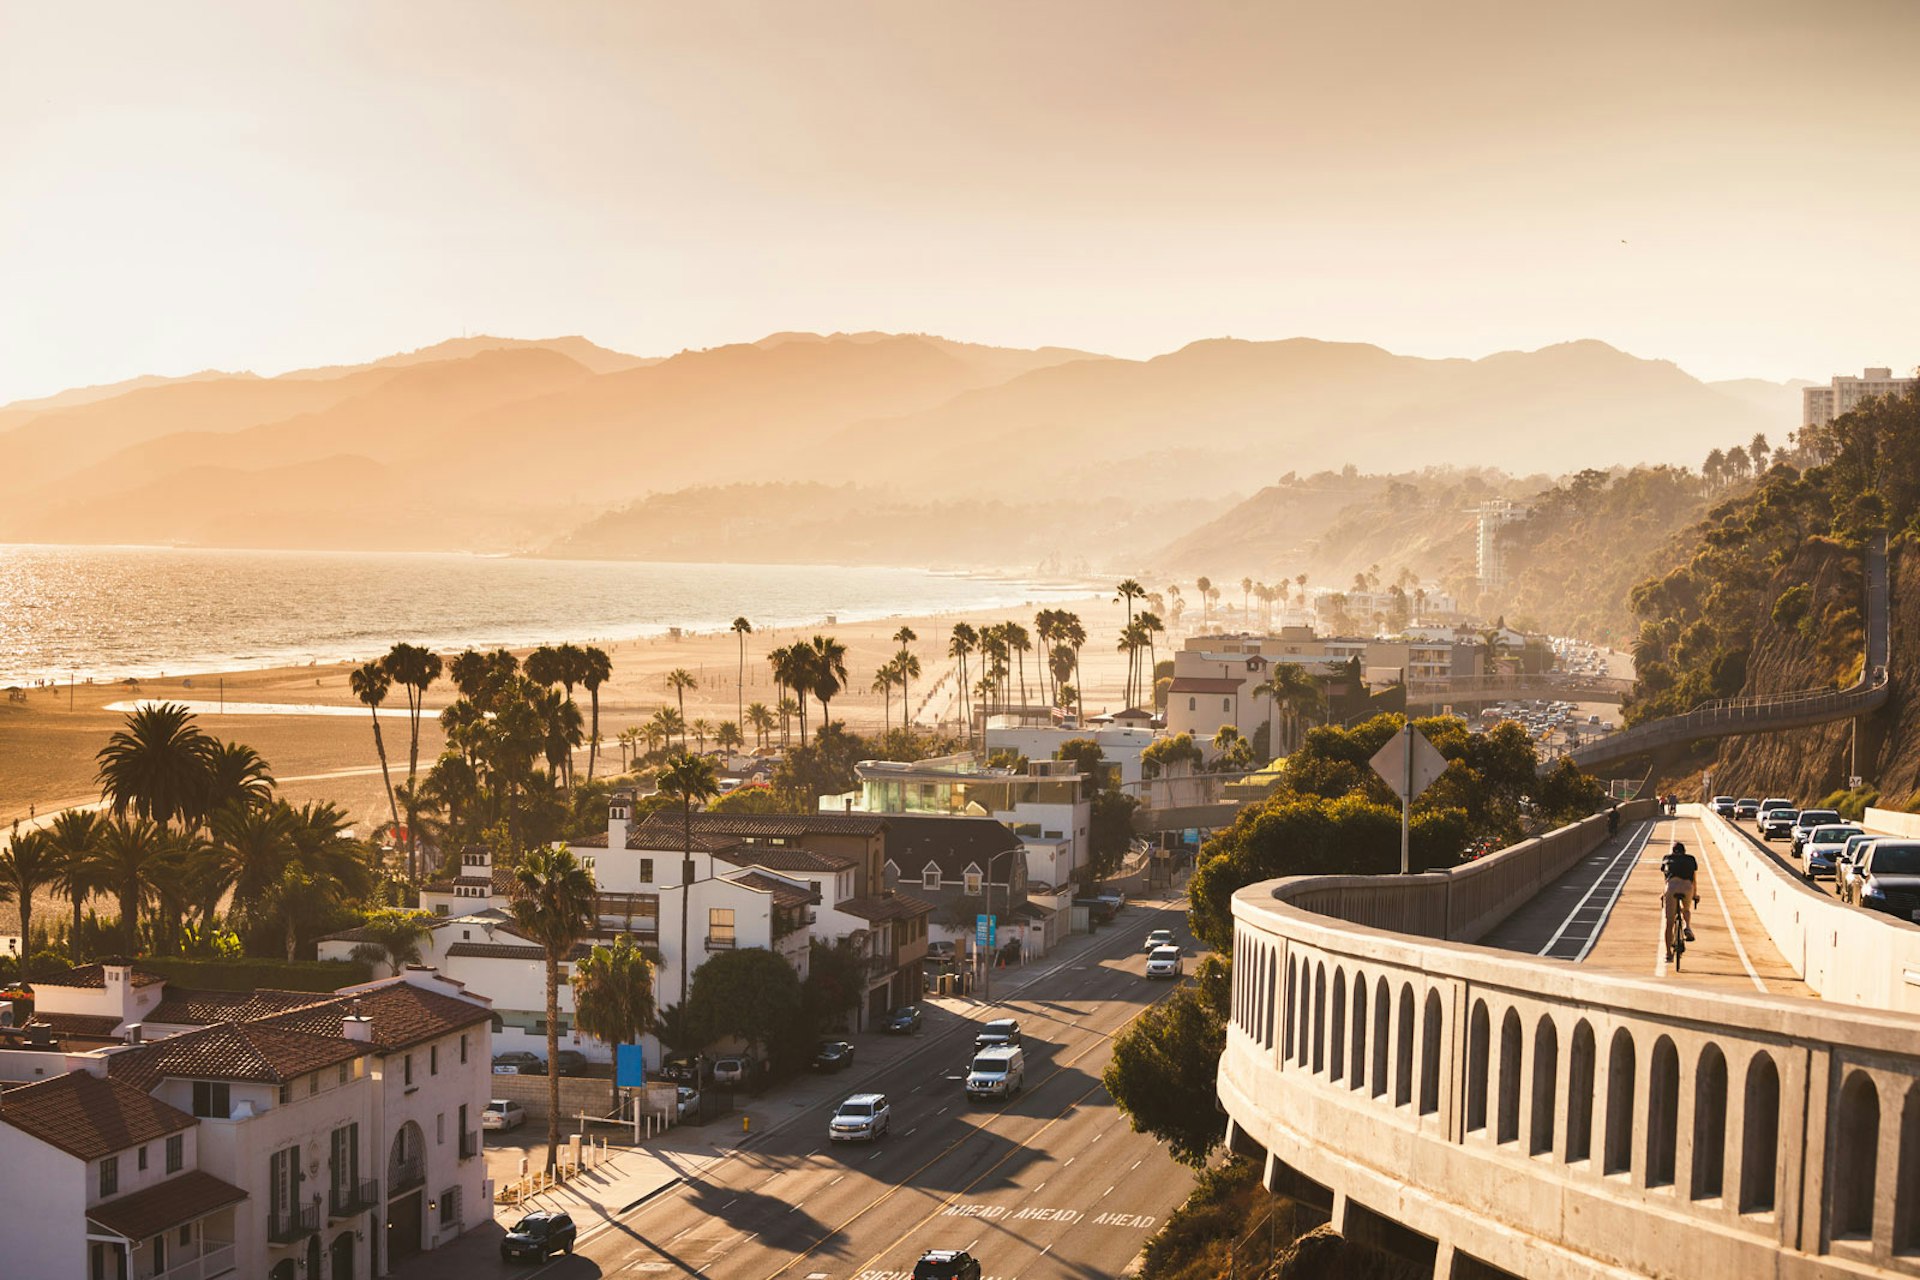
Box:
left=1803, top=366, right=1915, bottom=427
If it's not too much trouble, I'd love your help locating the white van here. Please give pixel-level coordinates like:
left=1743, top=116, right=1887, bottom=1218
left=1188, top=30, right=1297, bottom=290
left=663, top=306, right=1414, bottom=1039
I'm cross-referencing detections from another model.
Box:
left=966, top=1045, right=1025, bottom=1100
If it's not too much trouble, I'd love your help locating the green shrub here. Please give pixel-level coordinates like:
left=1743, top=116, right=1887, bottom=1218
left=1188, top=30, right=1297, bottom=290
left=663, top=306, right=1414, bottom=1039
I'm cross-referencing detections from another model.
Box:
left=1771, top=584, right=1811, bottom=627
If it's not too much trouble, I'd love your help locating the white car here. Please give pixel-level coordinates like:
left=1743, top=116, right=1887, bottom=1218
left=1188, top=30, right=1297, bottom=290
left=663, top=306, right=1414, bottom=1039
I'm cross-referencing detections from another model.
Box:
left=1801, top=824, right=1862, bottom=881
left=1145, top=945, right=1184, bottom=979
left=675, top=1086, right=701, bottom=1121
left=1143, top=928, right=1175, bottom=955
left=829, top=1093, right=892, bottom=1142
left=481, top=1099, right=525, bottom=1132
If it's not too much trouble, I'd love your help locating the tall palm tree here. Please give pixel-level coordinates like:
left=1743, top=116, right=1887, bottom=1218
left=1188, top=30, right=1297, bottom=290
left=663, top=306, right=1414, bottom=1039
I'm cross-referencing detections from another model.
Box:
left=1006, top=622, right=1032, bottom=709
left=0, top=827, right=58, bottom=972
left=95, top=702, right=214, bottom=831
left=580, top=647, right=613, bottom=784
left=45, top=810, right=105, bottom=956
left=731, top=617, right=753, bottom=731
left=716, top=721, right=743, bottom=753
left=96, top=816, right=184, bottom=953
left=656, top=753, right=719, bottom=1012
left=1256, top=662, right=1325, bottom=755
left=1193, top=577, right=1212, bottom=627
left=872, top=660, right=898, bottom=735
left=509, top=844, right=598, bottom=1174
left=202, top=740, right=274, bottom=819
left=893, top=650, right=921, bottom=734
left=381, top=642, right=443, bottom=871
left=1057, top=613, right=1087, bottom=722
left=745, top=701, right=775, bottom=751
left=949, top=624, right=976, bottom=744
left=666, top=669, right=698, bottom=749
left=690, top=718, right=714, bottom=754
left=570, top=934, right=657, bottom=1112
left=349, top=662, right=404, bottom=847
left=806, top=635, right=849, bottom=728
left=1138, top=612, right=1165, bottom=705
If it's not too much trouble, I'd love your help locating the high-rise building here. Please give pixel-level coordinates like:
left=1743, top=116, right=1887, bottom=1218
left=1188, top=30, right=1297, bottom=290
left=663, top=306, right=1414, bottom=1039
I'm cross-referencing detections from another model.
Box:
left=1803, top=367, right=1915, bottom=427
left=1475, top=498, right=1522, bottom=590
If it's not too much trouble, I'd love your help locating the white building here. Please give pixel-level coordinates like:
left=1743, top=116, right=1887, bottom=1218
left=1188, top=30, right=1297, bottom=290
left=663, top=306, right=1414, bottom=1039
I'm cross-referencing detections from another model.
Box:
left=1474, top=497, right=1524, bottom=590
left=1803, top=366, right=1915, bottom=427
left=982, top=713, right=1157, bottom=789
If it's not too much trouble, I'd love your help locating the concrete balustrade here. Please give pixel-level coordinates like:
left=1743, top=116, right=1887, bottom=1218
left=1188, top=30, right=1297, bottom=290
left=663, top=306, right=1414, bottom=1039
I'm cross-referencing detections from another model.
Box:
left=1220, top=805, right=1920, bottom=1278
left=1866, top=808, right=1920, bottom=841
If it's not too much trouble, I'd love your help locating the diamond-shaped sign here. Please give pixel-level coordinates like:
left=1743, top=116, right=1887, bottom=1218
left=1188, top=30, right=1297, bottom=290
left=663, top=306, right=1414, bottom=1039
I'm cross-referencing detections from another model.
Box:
left=1370, top=726, right=1448, bottom=802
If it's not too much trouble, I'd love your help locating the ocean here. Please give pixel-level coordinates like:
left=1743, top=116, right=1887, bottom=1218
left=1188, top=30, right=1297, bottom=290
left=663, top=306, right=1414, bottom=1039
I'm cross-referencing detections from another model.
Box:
left=0, top=544, right=1093, bottom=687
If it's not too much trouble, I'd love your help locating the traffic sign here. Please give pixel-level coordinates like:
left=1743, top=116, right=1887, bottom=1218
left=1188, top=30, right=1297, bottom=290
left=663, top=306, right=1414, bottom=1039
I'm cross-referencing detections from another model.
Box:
left=1370, top=726, right=1447, bottom=802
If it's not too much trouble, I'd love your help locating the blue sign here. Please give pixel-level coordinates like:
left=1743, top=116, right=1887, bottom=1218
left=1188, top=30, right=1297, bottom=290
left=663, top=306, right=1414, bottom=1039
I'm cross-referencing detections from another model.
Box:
left=615, top=1043, right=647, bottom=1088
left=975, top=913, right=997, bottom=950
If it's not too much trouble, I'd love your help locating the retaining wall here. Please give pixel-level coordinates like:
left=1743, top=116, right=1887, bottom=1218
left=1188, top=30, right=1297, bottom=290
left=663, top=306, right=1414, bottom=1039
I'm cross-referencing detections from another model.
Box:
left=1866, top=807, right=1920, bottom=840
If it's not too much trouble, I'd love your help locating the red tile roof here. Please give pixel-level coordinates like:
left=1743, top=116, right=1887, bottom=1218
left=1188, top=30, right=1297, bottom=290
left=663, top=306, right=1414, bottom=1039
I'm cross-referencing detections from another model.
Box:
left=0, top=1070, right=196, bottom=1160
left=87, top=1169, right=248, bottom=1240
left=833, top=891, right=934, bottom=923
left=108, top=1021, right=364, bottom=1089
left=25, top=1012, right=123, bottom=1040
left=725, top=871, right=815, bottom=909
left=443, top=941, right=593, bottom=962
left=145, top=989, right=334, bottom=1027
left=1167, top=677, right=1245, bottom=694
left=32, top=962, right=167, bottom=989
left=258, top=981, right=491, bottom=1052
left=716, top=845, right=855, bottom=873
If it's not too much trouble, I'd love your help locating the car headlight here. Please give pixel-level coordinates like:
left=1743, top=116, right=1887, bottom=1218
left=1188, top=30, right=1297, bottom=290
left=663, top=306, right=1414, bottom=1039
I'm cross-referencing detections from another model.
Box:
left=1864, top=883, right=1886, bottom=899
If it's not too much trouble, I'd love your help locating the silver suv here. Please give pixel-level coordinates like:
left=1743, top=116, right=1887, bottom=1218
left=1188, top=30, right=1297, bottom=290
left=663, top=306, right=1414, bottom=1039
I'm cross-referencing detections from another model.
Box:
left=829, top=1093, right=891, bottom=1142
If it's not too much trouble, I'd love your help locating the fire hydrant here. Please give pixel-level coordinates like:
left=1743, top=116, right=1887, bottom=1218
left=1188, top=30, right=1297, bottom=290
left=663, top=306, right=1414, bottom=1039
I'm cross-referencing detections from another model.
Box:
left=742, top=1115, right=751, bottom=1134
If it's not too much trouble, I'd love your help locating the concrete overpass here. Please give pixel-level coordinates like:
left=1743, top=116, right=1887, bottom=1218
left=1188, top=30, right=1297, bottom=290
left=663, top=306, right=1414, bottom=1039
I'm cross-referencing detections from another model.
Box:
left=1402, top=673, right=1633, bottom=710
left=1218, top=798, right=1920, bottom=1278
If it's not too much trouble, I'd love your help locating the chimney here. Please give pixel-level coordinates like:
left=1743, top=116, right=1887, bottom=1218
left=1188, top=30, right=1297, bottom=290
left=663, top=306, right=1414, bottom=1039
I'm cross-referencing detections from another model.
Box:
left=609, top=791, right=633, bottom=850
left=341, top=1014, right=374, bottom=1044
left=124, top=1024, right=143, bottom=1045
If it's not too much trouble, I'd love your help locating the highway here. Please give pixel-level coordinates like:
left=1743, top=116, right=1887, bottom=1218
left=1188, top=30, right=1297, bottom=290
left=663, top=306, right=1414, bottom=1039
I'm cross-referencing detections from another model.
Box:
left=522, top=903, right=1202, bottom=1280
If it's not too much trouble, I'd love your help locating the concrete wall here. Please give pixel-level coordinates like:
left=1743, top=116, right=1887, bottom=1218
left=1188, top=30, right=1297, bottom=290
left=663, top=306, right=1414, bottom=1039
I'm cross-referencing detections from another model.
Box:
left=1700, top=804, right=1920, bottom=1013
left=1866, top=806, right=1920, bottom=840
left=481, top=1071, right=616, bottom=1125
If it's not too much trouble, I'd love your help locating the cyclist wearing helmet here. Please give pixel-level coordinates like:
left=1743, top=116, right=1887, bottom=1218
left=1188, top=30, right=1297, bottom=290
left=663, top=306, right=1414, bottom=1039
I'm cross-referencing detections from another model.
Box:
left=1660, top=840, right=1699, bottom=957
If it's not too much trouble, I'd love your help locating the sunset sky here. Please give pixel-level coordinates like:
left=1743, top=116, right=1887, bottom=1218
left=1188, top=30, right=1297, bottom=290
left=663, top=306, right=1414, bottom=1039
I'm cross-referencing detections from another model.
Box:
left=3, top=0, right=1916, bottom=403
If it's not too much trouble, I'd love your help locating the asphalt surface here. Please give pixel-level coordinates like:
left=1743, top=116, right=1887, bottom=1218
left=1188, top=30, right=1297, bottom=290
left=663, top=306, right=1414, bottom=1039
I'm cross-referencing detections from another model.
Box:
left=510, top=902, right=1203, bottom=1280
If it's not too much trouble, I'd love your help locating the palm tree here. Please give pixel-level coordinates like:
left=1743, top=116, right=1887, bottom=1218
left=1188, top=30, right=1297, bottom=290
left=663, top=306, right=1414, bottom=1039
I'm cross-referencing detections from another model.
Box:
left=650, top=707, right=685, bottom=754
left=893, top=650, right=921, bottom=733
left=1138, top=612, right=1165, bottom=704
left=0, top=827, right=58, bottom=972
left=348, top=908, right=435, bottom=977
left=202, top=740, right=274, bottom=819
left=1006, top=622, right=1032, bottom=708
left=1256, top=662, right=1325, bottom=754
left=657, top=752, right=720, bottom=1011
left=381, top=643, right=443, bottom=869
left=745, top=701, right=775, bottom=751
left=509, top=844, right=598, bottom=1174
left=949, top=624, right=976, bottom=744
left=570, top=934, right=657, bottom=1113
left=96, top=816, right=184, bottom=952
left=665, top=669, right=698, bottom=748
left=872, top=661, right=896, bottom=735
left=731, top=617, right=753, bottom=730
left=806, top=635, right=849, bottom=727
left=349, top=662, right=404, bottom=847
left=95, top=702, right=214, bottom=830
left=206, top=799, right=303, bottom=935
left=618, top=726, right=644, bottom=772
left=1057, top=613, right=1087, bottom=722
left=580, top=646, right=613, bottom=784
left=45, top=810, right=105, bottom=956
left=716, top=720, right=743, bottom=753
left=1194, top=576, right=1212, bottom=626
left=690, top=718, right=714, bottom=754
left=776, top=697, right=799, bottom=749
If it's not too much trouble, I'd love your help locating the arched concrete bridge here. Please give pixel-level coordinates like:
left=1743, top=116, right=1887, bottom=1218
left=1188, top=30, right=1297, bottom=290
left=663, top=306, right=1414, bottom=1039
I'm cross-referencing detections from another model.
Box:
left=1218, top=798, right=1920, bottom=1278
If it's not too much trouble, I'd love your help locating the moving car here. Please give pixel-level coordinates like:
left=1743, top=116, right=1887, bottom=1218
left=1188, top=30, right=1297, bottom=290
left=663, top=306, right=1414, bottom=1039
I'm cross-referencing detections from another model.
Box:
left=1802, top=825, right=1862, bottom=880
left=675, top=1085, right=701, bottom=1121
left=1758, top=797, right=1795, bottom=820
left=973, top=1018, right=1021, bottom=1049
left=1839, top=833, right=1881, bottom=902
left=1146, top=944, right=1184, bottom=979
left=492, top=1050, right=544, bottom=1075
left=1143, top=928, right=1176, bottom=954
left=966, top=1046, right=1025, bottom=1100
left=1854, top=841, right=1920, bottom=920
left=500, top=1212, right=576, bottom=1262
left=1710, top=796, right=1736, bottom=817
left=913, top=1249, right=984, bottom=1280
left=813, top=1040, right=856, bottom=1072
left=829, top=1092, right=892, bottom=1141
left=1733, top=798, right=1762, bottom=821
left=1760, top=809, right=1799, bottom=841
left=885, top=1004, right=924, bottom=1035
left=1790, top=809, right=1843, bottom=855
left=480, top=1099, right=525, bottom=1132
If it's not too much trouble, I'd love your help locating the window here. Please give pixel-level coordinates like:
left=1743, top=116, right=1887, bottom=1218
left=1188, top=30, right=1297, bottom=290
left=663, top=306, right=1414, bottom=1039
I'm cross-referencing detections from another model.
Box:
left=177, top=1225, right=190, bottom=1248
left=137, top=1145, right=148, bottom=1172
left=309, top=1072, right=319, bottom=1095
left=436, top=1113, right=446, bottom=1144
left=404, top=1054, right=414, bottom=1086
left=922, top=865, right=941, bottom=890
left=279, top=1083, right=293, bottom=1104
left=1187, top=697, right=1196, bottom=712
left=964, top=869, right=983, bottom=895
left=640, top=858, right=654, bottom=882
left=1223, top=698, right=1232, bottom=712
left=151, top=1235, right=164, bottom=1273
left=330, top=1124, right=359, bottom=1200
left=268, top=1146, right=298, bottom=1221
left=191, top=1081, right=230, bottom=1119
left=99, top=1155, right=118, bottom=1197
left=460, top=1034, right=468, bottom=1065
left=431, top=1045, right=439, bottom=1076
left=708, top=907, right=735, bottom=946
left=166, top=1134, right=183, bottom=1174
left=439, top=1186, right=461, bottom=1227
left=338, top=1063, right=349, bottom=1086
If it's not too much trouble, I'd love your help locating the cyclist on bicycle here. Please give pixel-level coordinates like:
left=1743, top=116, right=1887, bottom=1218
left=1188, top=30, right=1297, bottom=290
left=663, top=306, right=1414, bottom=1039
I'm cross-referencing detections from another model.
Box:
left=1661, top=840, right=1699, bottom=957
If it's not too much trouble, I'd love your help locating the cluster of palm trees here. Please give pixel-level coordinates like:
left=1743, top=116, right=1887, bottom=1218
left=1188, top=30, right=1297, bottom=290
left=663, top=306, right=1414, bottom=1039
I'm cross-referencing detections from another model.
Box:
left=1702, top=431, right=1778, bottom=493
left=765, top=636, right=849, bottom=746
left=0, top=704, right=380, bottom=975
left=870, top=625, right=924, bottom=736
left=946, top=612, right=1089, bottom=741
left=1111, top=580, right=1166, bottom=710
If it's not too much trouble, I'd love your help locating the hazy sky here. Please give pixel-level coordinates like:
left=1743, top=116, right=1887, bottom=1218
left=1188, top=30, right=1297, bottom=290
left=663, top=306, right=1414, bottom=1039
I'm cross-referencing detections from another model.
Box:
left=4, top=0, right=1917, bottom=402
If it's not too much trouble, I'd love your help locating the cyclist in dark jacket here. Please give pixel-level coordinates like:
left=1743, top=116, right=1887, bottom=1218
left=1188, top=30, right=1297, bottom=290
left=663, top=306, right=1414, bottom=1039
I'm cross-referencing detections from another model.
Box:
left=1661, top=841, right=1699, bottom=954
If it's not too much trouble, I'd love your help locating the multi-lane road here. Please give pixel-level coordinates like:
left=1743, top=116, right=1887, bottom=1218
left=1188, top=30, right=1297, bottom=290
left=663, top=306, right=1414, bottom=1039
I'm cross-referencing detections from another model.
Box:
left=526, top=902, right=1202, bottom=1280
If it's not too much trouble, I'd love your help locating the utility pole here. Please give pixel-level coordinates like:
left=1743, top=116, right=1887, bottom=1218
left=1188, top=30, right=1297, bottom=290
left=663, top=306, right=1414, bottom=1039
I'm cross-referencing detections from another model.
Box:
left=1401, top=720, right=1413, bottom=875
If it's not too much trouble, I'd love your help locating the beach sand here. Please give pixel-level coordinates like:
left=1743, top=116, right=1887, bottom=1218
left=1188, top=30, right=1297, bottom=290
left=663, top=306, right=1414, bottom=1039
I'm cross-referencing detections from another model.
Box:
left=0, top=593, right=1139, bottom=839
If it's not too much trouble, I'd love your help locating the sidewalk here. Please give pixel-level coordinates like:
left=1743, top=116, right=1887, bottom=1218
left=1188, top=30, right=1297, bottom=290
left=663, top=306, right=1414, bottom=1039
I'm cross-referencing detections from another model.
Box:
left=389, top=892, right=1182, bottom=1278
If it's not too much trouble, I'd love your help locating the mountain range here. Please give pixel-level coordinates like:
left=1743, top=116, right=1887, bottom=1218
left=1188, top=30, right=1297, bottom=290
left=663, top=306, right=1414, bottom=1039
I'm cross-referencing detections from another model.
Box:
left=1, top=330, right=1801, bottom=564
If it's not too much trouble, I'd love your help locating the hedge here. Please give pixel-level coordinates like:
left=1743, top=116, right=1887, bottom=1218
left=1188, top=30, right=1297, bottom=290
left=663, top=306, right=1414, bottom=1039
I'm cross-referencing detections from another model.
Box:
left=138, top=957, right=373, bottom=993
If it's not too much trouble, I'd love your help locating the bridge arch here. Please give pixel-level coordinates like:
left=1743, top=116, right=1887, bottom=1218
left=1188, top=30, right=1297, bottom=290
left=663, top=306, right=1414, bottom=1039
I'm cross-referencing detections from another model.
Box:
left=1833, top=1070, right=1880, bottom=1240
left=1369, top=976, right=1389, bottom=1099
left=1465, top=1000, right=1491, bottom=1133
left=1566, top=1019, right=1596, bottom=1162
left=1329, top=969, right=1347, bottom=1083
left=1349, top=972, right=1368, bottom=1091
left=1740, top=1051, right=1780, bottom=1214
left=1530, top=1015, right=1559, bottom=1157
left=1691, top=1043, right=1728, bottom=1201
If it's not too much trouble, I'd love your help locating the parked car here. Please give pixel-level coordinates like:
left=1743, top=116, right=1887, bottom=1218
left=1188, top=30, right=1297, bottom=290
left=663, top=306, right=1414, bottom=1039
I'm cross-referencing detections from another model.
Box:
left=1801, top=825, right=1862, bottom=880
left=926, top=941, right=958, bottom=964
left=1759, top=809, right=1799, bottom=841
left=1143, top=928, right=1176, bottom=954
left=1840, top=833, right=1882, bottom=902
left=1733, top=798, right=1762, bottom=821
left=501, top=1212, right=576, bottom=1263
left=675, top=1085, right=701, bottom=1121
left=480, top=1099, right=525, bottom=1132
left=553, top=1049, right=590, bottom=1077
left=829, top=1092, right=892, bottom=1141
left=973, top=1018, right=1021, bottom=1049
left=813, top=1040, right=856, bottom=1072
left=913, top=1249, right=984, bottom=1280
left=885, top=1004, right=924, bottom=1035
left=1854, top=841, right=1920, bottom=920
left=492, top=1050, right=544, bottom=1075
left=1790, top=809, right=1843, bottom=855
left=712, top=1055, right=760, bottom=1086
left=1145, top=944, right=1184, bottom=979
left=661, top=1054, right=709, bottom=1084
left=1710, top=796, right=1736, bottom=817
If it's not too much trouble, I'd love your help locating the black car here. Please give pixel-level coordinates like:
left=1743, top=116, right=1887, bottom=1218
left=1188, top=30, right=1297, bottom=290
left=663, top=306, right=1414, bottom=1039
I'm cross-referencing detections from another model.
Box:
left=1856, top=840, right=1920, bottom=922
left=501, top=1211, right=576, bottom=1262
left=885, top=1005, right=924, bottom=1035
left=553, top=1049, right=591, bottom=1076
left=814, top=1040, right=856, bottom=1071
left=660, top=1054, right=708, bottom=1084
left=914, top=1248, right=983, bottom=1280
left=492, top=1050, right=545, bottom=1075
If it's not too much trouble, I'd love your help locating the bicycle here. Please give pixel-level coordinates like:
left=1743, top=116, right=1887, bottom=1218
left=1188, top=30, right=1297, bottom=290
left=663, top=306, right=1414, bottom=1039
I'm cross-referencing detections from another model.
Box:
left=1665, top=893, right=1687, bottom=969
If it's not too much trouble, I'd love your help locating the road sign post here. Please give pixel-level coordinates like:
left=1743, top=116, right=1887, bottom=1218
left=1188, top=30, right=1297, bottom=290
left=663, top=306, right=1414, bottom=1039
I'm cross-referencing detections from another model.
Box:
left=1370, top=722, right=1448, bottom=874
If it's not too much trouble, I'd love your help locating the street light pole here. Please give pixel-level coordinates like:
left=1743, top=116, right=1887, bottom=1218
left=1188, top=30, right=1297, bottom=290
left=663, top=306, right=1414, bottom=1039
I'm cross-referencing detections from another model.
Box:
left=981, top=844, right=1022, bottom=1003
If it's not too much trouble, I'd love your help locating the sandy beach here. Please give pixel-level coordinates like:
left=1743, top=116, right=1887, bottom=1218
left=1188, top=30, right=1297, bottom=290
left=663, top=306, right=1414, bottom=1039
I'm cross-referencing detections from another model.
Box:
left=0, top=592, right=1137, bottom=837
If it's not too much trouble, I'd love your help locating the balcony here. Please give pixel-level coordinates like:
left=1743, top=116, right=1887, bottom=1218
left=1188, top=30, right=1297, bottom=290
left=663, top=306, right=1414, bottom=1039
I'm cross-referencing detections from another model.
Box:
left=705, top=933, right=736, bottom=950
left=460, top=1128, right=481, bottom=1160
left=151, top=1241, right=236, bottom=1280
left=329, top=1178, right=379, bottom=1219
left=388, top=1154, right=425, bottom=1194
left=265, top=1202, right=319, bottom=1243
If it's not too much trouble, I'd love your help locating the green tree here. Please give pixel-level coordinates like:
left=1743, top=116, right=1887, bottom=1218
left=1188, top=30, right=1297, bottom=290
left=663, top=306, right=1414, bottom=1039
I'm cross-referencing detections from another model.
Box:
left=571, top=933, right=658, bottom=1111
left=805, top=635, right=849, bottom=727
left=0, top=827, right=58, bottom=974
left=95, top=816, right=187, bottom=952
left=349, top=662, right=404, bottom=846
left=580, top=646, right=613, bottom=785
left=802, top=937, right=869, bottom=1035
left=657, top=752, right=720, bottom=1005
left=731, top=617, right=753, bottom=732
left=94, top=702, right=215, bottom=830
left=508, top=844, right=598, bottom=1173
left=685, top=945, right=806, bottom=1071
left=1104, top=955, right=1230, bottom=1166
left=45, top=810, right=105, bottom=957
left=665, top=669, right=698, bottom=748
left=348, top=908, right=436, bottom=976
left=203, top=740, right=274, bottom=819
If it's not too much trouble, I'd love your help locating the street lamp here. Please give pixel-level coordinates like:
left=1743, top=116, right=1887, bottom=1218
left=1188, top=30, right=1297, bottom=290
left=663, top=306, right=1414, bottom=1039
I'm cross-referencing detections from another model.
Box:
left=980, top=844, right=1024, bottom=1002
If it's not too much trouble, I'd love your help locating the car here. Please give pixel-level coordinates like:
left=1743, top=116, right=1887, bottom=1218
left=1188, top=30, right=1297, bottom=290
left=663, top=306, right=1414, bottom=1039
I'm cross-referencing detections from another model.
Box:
left=966, top=1045, right=1025, bottom=1099
left=885, top=1004, right=925, bottom=1035
left=973, top=1018, right=1021, bottom=1049
left=480, top=1098, right=525, bottom=1132
left=500, top=1211, right=576, bottom=1262
left=712, top=1055, right=759, bottom=1086
left=829, top=1092, right=891, bottom=1141
left=660, top=1054, right=708, bottom=1084
left=1145, top=944, right=1184, bottom=979
left=1760, top=809, right=1799, bottom=841
left=813, top=1040, right=856, bottom=1072
left=1143, top=928, right=1176, bottom=954
left=1854, top=841, right=1920, bottom=921
left=1802, top=824, right=1862, bottom=880
left=926, top=941, right=958, bottom=964
left=1733, top=798, right=1762, bottom=821
left=492, top=1050, right=545, bottom=1076
left=1790, top=809, right=1843, bottom=855
left=1758, top=797, right=1795, bottom=820
left=1710, top=796, right=1736, bottom=817
left=553, top=1049, right=590, bottom=1077
left=913, top=1249, right=983, bottom=1280
left=675, top=1085, right=701, bottom=1120
left=1839, top=833, right=1881, bottom=902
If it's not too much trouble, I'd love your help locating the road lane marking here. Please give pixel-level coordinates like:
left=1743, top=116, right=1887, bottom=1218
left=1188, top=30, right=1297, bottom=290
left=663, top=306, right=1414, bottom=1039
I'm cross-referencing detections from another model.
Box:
left=1694, top=819, right=1769, bottom=993
left=1540, top=821, right=1653, bottom=960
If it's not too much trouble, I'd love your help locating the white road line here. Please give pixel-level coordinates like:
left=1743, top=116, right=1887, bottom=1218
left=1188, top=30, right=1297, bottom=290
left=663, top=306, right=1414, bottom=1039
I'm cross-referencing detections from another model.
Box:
left=829, top=1175, right=845, bottom=1186
left=905, top=1128, right=917, bottom=1136
left=1694, top=819, right=1769, bottom=993
left=1104, top=1185, right=1114, bottom=1196
left=1540, top=822, right=1652, bottom=958
left=1064, top=1157, right=1075, bottom=1166
left=1130, top=1160, right=1141, bottom=1171
left=936, top=1106, right=948, bottom=1115
left=1033, top=1181, right=1046, bottom=1192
